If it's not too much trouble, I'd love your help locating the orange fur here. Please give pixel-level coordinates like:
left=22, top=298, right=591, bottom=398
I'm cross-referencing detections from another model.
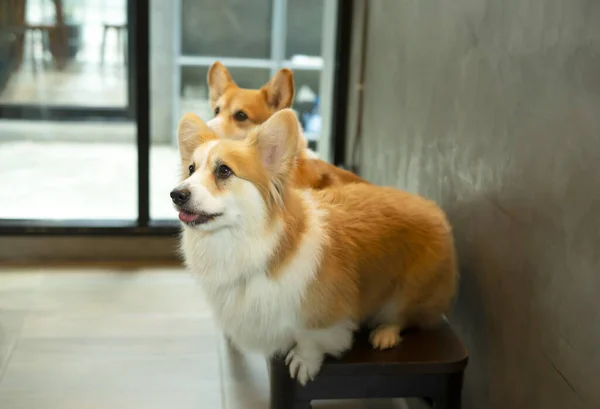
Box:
left=206, top=61, right=369, bottom=189
left=181, top=110, right=457, bottom=334
left=258, top=179, right=457, bottom=334
left=302, top=184, right=457, bottom=332
left=248, top=114, right=456, bottom=333
left=176, top=109, right=458, bottom=383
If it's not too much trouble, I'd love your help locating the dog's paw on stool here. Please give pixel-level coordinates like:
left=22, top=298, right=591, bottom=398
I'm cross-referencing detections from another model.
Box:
left=285, top=347, right=323, bottom=386
left=370, top=324, right=402, bottom=350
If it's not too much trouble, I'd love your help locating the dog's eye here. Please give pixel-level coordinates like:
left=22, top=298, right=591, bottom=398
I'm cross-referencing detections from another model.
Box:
left=233, top=111, right=247, bottom=121
left=214, top=107, right=220, bottom=116
left=188, top=164, right=195, bottom=176
left=216, top=164, right=233, bottom=179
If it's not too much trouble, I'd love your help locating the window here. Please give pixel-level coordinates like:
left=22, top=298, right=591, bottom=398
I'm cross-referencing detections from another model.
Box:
left=0, top=0, right=135, bottom=221
left=0, top=0, right=346, bottom=241
left=150, top=0, right=339, bottom=221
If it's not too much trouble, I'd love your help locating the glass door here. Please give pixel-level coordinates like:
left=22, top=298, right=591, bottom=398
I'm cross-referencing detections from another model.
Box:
left=0, top=0, right=347, bottom=236
left=149, top=0, right=340, bottom=222
left=0, top=0, right=140, bottom=229
left=0, top=0, right=132, bottom=120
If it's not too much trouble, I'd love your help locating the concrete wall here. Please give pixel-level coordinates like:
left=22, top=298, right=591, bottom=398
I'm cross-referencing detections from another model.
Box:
left=345, top=1, right=600, bottom=408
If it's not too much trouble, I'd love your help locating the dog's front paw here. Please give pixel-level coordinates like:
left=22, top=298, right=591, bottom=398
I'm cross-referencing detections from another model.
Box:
left=369, top=324, right=402, bottom=350
left=285, top=347, right=323, bottom=386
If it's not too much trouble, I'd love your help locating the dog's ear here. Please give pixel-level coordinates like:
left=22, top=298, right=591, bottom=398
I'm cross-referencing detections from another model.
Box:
left=261, top=68, right=294, bottom=111
left=207, top=61, right=236, bottom=106
left=248, top=109, right=299, bottom=179
left=178, top=113, right=217, bottom=160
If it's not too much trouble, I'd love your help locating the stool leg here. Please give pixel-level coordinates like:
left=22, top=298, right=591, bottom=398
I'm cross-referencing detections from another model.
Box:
left=100, top=26, right=107, bottom=66
left=116, top=28, right=122, bottom=65
left=269, top=356, right=311, bottom=409
left=432, top=372, right=463, bottom=409
left=434, top=395, right=461, bottom=409
left=27, top=30, right=36, bottom=70
left=122, top=28, right=128, bottom=66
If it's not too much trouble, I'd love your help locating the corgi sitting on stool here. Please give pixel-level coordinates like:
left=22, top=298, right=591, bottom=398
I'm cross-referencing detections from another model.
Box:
left=172, top=109, right=458, bottom=385
left=205, top=61, right=366, bottom=189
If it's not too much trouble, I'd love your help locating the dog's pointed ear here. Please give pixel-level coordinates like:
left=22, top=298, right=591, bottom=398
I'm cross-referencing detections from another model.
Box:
left=248, top=109, right=299, bottom=178
left=178, top=113, right=217, bottom=160
left=207, top=61, right=236, bottom=106
left=261, top=68, right=294, bottom=111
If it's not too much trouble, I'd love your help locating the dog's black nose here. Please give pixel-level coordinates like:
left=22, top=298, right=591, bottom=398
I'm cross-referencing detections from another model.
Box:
left=170, top=188, right=191, bottom=205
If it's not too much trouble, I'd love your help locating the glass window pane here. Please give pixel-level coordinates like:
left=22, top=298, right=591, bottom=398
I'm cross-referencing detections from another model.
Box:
left=0, top=0, right=136, bottom=220
left=0, top=0, right=128, bottom=108
left=291, top=69, right=321, bottom=142
left=181, top=0, right=272, bottom=59
left=285, top=0, right=323, bottom=60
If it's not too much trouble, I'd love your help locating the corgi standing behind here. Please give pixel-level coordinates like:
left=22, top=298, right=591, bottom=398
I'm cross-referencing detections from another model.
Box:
left=172, top=110, right=458, bottom=385
left=204, top=61, right=366, bottom=189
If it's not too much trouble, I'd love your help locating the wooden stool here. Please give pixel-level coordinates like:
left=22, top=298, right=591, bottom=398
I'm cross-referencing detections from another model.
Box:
left=269, top=321, right=468, bottom=409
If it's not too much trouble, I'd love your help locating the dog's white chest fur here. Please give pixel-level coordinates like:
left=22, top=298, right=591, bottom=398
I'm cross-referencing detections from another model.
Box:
left=181, top=193, right=326, bottom=356
left=205, top=273, right=301, bottom=354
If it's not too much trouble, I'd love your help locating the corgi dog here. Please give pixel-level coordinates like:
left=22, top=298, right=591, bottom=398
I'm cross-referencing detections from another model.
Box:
left=205, top=61, right=367, bottom=189
left=172, top=110, right=458, bottom=385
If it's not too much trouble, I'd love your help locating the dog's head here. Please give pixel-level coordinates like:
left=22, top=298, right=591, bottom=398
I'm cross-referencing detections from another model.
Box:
left=205, top=61, right=295, bottom=140
left=171, top=109, right=300, bottom=232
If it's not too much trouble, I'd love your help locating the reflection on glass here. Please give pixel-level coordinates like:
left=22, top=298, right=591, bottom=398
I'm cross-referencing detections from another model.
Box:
left=149, top=0, right=331, bottom=221
left=291, top=69, right=321, bottom=142
left=285, top=0, right=323, bottom=60
left=285, top=0, right=324, bottom=143
left=0, top=0, right=136, bottom=220
left=181, top=0, right=272, bottom=59
left=0, top=0, right=127, bottom=107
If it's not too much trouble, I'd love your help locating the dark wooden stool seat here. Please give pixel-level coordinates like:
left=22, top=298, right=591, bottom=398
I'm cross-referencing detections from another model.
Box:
left=269, top=321, right=468, bottom=409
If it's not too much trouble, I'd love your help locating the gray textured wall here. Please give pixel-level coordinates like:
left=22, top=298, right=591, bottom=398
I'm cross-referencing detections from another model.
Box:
left=346, top=1, right=600, bottom=408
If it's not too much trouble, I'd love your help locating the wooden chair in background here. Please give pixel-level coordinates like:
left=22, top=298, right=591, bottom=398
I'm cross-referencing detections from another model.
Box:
left=4, top=0, right=68, bottom=70
left=100, top=22, right=128, bottom=67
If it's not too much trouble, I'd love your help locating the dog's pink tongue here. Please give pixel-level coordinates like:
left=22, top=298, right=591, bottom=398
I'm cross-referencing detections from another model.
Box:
left=178, top=211, right=200, bottom=223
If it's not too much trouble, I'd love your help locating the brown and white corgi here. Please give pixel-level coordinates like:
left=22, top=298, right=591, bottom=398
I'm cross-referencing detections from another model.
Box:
left=205, top=61, right=367, bottom=189
left=172, top=110, right=458, bottom=385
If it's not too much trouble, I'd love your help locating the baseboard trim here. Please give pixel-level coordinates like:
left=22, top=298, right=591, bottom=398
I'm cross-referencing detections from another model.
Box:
left=0, top=236, right=180, bottom=264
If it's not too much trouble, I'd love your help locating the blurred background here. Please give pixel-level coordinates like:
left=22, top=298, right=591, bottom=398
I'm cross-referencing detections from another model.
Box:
left=0, top=0, right=333, bottom=225
left=0, top=1, right=352, bottom=408
left=2, top=1, right=600, bottom=409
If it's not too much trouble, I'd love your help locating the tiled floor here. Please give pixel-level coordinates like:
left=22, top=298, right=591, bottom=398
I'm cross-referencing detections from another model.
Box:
left=0, top=267, right=409, bottom=408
